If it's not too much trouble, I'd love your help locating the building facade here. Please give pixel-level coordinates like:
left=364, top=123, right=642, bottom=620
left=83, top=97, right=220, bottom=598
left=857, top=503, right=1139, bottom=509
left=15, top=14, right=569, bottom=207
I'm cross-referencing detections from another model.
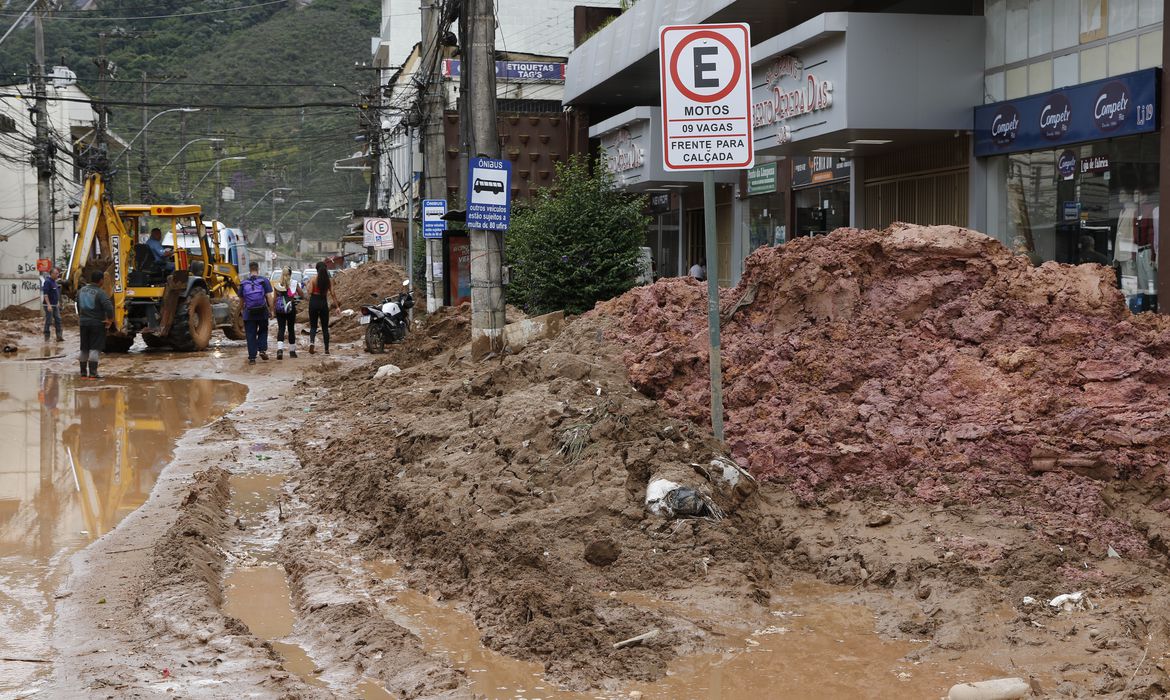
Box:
left=977, top=0, right=1164, bottom=311
left=0, top=77, right=109, bottom=309
left=566, top=1, right=1168, bottom=312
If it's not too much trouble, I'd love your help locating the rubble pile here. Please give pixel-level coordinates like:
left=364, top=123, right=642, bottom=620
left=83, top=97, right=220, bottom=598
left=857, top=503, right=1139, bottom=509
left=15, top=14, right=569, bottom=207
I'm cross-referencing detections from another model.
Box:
left=597, top=223, right=1170, bottom=554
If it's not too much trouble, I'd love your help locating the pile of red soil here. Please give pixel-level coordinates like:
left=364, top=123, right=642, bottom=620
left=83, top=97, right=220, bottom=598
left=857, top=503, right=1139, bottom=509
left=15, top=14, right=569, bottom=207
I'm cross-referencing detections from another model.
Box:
left=597, top=223, right=1170, bottom=556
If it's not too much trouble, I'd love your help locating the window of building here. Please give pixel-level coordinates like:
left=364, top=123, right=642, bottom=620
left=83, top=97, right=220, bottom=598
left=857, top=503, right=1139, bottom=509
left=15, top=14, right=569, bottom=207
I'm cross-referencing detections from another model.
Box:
left=1005, top=133, right=1160, bottom=312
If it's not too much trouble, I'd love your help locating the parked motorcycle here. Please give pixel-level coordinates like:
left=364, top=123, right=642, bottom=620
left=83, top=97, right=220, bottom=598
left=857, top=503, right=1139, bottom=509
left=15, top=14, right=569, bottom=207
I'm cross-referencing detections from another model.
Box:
left=361, top=280, right=414, bottom=353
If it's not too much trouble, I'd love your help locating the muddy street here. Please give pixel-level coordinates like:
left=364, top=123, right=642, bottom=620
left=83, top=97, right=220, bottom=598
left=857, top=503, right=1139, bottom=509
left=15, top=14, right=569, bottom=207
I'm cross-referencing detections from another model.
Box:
left=4, top=227, right=1170, bottom=699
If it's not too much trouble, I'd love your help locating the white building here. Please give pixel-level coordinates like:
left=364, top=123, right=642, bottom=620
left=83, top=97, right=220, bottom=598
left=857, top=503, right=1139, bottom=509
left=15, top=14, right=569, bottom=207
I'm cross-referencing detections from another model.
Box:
left=0, top=74, right=120, bottom=309
left=372, top=0, right=621, bottom=71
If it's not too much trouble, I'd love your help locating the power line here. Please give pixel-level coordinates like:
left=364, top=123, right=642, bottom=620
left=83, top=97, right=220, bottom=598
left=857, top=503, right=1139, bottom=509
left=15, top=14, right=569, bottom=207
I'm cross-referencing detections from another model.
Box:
left=1, top=73, right=362, bottom=93
left=0, top=0, right=287, bottom=21
left=0, top=91, right=367, bottom=110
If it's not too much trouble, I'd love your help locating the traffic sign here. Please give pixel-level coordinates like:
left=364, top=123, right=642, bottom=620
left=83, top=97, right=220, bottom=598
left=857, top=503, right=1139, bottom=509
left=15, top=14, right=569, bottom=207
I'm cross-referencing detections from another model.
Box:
left=363, top=217, right=394, bottom=249
left=466, top=157, right=511, bottom=231
left=422, top=199, right=447, bottom=239
left=659, top=23, right=753, bottom=171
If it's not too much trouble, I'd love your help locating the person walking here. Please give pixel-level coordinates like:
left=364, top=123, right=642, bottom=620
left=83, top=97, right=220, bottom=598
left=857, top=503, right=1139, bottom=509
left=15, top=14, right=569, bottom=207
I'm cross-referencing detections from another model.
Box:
left=306, top=261, right=340, bottom=355
left=77, top=269, right=114, bottom=379
left=273, top=266, right=300, bottom=360
left=42, top=266, right=64, bottom=342
left=240, top=261, right=274, bottom=365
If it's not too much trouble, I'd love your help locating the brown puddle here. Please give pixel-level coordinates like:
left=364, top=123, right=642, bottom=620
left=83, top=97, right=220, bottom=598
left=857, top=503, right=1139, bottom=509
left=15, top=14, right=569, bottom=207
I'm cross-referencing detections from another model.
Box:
left=221, top=564, right=327, bottom=688
left=366, top=561, right=1000, bottom=699
left=0, top=363, right=245, bottom=694
left=364, top=560, right=595, bottom=699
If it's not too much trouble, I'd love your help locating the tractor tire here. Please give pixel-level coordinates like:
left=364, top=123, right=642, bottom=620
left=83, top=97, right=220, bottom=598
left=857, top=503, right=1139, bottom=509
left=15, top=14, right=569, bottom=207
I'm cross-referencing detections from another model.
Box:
left=169, top=289, right=214, bottom=351
left=104, top=333, right=135, bottom=353
left=364, top=323, right=385, bottom=354
left=222, top=294, right=246, bottom=341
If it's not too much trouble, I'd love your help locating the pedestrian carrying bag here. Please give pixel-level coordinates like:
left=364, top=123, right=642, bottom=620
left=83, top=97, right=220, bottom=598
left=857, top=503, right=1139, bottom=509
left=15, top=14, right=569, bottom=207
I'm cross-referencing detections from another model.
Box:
left=241, top=277, right=267, bottom=311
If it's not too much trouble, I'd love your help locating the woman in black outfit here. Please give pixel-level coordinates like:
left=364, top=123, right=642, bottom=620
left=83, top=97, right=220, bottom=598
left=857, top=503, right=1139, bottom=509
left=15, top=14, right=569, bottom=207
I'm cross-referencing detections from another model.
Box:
left=307, top=261, right=341, bottom=354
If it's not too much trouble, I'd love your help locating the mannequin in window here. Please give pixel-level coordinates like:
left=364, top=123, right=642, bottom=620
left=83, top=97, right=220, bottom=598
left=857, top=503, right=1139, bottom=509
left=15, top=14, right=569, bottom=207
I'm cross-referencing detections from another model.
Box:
left=1115, top=191, right=1138, bottom=287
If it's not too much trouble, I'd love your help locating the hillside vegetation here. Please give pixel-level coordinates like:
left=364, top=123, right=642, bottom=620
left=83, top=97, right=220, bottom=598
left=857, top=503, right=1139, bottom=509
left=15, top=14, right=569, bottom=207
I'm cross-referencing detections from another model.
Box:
left=0, top=0, right=381, bottom=239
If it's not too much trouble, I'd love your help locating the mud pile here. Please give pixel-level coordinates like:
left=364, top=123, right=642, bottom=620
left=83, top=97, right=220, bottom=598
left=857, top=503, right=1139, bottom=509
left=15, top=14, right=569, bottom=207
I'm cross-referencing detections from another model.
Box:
left=597, top=223, right=1170, bottom=554
left=0, top=304, right=40, bottom=321
left=293, top=322, right=780, bottom=689
left=322, top=261, right=408, bottom=342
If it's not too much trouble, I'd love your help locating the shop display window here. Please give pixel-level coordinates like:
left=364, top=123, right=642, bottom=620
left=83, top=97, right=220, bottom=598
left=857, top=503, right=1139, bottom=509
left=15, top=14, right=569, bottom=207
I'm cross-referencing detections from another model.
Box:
left=1005, top=133, right=1160, bottom=312
left=748, top=192, right=787, bottom=251
left=794, top=183, right=850, bottom=238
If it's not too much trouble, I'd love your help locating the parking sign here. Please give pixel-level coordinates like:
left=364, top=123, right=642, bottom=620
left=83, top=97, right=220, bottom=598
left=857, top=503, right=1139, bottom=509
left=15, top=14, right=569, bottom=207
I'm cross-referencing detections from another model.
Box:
left=466, top=157, right=511, bottom=231
left=659, top=24, right=753, bottom=171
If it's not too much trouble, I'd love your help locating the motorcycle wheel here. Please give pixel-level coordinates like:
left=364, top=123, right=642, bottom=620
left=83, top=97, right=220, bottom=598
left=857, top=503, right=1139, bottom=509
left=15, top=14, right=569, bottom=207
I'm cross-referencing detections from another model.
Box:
left=365, top=323, right=385, bottom=353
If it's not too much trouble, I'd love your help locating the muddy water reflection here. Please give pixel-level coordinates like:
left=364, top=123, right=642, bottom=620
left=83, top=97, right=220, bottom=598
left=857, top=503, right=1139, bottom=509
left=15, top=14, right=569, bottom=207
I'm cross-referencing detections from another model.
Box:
left=0, top=363, right=245, bottom=693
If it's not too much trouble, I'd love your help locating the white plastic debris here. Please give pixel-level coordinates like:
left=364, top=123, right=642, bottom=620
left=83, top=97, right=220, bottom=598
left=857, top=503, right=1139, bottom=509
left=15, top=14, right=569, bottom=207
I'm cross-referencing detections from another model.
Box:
left=1107, top=545, right=1121, bottom=559
left=341, top=308, right=355, bottom=316
left=645, top=479, right=683, bottom=516
left=947, top=677, right=1030, bottom=700
left=374, top=364, right=402, bottom=379
left=1021, top=596, right=1037, bottom=606
left=1049, top=591, right=1092, bottom=612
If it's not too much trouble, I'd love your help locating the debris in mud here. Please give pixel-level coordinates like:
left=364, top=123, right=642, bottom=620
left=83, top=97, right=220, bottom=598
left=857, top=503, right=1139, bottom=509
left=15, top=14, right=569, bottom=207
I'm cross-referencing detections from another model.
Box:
left=946, top=676, right=1030, bottom=700
left=597, top=223, right=1170, bottom=556
left=293, top=322, right=779, bottom=689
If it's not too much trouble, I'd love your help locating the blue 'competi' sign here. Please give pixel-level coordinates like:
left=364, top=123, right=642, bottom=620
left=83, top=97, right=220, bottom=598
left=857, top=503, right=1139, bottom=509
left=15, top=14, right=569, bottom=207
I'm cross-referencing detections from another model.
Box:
left=973, top=68, right=1159, bottom=157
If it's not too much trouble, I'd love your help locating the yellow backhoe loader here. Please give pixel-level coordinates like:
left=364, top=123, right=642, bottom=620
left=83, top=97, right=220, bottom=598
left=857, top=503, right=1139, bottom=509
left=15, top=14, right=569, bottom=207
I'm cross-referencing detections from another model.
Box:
left=62, top=173, right=246, bottom=352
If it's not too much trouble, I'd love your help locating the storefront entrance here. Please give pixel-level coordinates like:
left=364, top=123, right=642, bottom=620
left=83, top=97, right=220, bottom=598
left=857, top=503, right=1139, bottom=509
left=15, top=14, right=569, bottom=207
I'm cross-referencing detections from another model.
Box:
left=792, top=157, right=851, bottom=238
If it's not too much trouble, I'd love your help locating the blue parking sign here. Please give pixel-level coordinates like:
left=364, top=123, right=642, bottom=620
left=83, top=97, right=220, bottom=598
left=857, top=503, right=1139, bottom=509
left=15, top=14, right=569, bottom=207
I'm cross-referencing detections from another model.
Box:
left=466, top=157, right=511, bottom=231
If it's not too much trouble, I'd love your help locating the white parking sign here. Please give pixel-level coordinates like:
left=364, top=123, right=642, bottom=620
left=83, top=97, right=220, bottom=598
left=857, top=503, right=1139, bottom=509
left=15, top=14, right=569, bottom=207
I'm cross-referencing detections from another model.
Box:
left=659, top=24, right=753, bottom=171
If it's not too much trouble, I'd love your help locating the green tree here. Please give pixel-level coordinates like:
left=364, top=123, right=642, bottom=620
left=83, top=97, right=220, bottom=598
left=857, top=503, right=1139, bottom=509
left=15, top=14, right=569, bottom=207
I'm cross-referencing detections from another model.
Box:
left=507, top=156, right=648, bottom=315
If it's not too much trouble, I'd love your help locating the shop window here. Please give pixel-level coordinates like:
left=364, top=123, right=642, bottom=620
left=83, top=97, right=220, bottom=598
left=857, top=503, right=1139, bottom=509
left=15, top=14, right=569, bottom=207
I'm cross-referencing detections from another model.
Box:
left=794, top=184, right=849, bottom=238
left=1005, top=134, right=1160, bottom=312
left=748, top=192, right=786, bottom=251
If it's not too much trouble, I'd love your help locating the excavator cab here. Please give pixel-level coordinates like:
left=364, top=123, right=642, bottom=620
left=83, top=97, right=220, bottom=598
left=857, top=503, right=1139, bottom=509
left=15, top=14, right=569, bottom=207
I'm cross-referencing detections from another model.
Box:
left=64, top=174, right=246, bottom=352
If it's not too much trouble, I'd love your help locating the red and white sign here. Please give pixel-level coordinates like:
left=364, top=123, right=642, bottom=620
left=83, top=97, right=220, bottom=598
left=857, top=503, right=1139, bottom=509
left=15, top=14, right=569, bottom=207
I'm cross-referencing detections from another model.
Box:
left=363, top=217, right=394, bottom=249
left=659, top=23, right=753, bottom=171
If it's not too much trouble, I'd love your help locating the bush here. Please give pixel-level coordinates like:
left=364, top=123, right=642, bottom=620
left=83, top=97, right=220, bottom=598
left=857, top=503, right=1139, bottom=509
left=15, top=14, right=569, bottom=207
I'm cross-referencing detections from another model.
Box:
left=507, top=156, right=647, bottom=315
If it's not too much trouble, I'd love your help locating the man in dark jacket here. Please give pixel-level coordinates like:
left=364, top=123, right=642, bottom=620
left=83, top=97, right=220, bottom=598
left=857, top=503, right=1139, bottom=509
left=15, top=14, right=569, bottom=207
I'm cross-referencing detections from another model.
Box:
left=77, top=269, right=115, bottom=378
left=42, top=266, right=63, bottom=342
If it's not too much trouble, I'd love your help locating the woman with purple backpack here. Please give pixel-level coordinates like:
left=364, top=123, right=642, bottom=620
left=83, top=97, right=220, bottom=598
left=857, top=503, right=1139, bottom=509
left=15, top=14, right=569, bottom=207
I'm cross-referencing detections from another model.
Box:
left=273, top=267, right=300, bottom=359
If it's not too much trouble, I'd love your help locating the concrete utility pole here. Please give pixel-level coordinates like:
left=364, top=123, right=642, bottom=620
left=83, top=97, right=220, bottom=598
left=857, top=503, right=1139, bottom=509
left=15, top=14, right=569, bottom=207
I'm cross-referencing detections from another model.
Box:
left=464, top=0, right=505, bottom=358
left=177, top=111, right=189, bottom=200
left=420, top=0, right=446, bottom=311
left=32, top=0, right=53, bottom=263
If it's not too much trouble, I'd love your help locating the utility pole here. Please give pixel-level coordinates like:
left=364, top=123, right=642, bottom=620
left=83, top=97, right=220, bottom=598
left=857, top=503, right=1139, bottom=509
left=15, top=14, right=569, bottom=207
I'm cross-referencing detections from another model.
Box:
left=213, top=140, right=224, bottom=221
left=138, top=72, right=151, bottom=200
left=177, top=111, right=189, bottom=199
left=32, top=0, right=53, bottom=263
left=463, top=0, right=505, bottom=358
left=420, top=0, right=446, bottom=312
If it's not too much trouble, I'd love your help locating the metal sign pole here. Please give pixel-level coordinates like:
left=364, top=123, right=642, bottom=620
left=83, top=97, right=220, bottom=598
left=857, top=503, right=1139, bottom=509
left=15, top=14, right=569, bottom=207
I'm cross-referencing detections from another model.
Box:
left=702, top=169, right=724, bottom=442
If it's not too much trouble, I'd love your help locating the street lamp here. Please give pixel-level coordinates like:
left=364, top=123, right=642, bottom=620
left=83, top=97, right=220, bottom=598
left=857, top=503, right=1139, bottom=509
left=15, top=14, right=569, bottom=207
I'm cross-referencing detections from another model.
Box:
left=301, top=207, right=336, bottom=225
left=187, top=156, right=248, bottom=198
left=242, top=187, right=294, bottom=220
left=113, top=107, right=201, bottom=164
left=155, top=137, right=224, bottom=174
left=274, top=200, right=316, bottom=228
